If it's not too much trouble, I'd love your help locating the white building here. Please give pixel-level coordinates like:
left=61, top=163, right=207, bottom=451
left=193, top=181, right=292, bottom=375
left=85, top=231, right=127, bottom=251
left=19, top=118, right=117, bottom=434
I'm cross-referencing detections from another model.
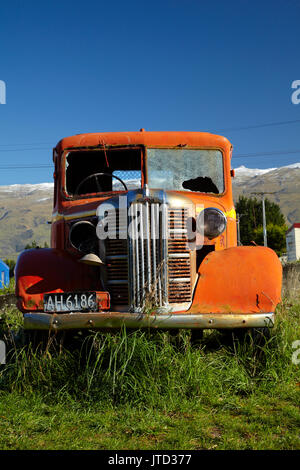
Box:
left=286, top=223, right=300, bottom=261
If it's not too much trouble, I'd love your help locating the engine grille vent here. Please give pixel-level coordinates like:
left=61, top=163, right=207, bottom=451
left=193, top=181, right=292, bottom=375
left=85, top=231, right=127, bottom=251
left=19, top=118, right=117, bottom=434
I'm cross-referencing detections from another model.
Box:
left=168, top=209, right=192, bottom=303
left=105, top=204, right=192, bottom=309
left=106, top=209, right=129, bottom=305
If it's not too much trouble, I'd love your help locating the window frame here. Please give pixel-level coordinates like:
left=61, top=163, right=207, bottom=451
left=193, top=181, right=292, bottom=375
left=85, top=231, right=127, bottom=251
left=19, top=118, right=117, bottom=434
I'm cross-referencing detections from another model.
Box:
left=145, top=146, right=226, bottom=196
left=61, top=145, right=145, bottom=200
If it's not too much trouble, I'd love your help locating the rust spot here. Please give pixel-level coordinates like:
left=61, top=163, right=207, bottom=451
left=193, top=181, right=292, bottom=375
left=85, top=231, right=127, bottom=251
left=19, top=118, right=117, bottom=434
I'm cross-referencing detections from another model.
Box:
left=26, top=299, right=36, bottom=308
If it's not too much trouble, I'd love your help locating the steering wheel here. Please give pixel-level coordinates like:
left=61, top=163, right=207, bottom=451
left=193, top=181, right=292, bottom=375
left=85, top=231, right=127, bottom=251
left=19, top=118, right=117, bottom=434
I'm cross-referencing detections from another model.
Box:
left=74, top=172, right=128, bottom=195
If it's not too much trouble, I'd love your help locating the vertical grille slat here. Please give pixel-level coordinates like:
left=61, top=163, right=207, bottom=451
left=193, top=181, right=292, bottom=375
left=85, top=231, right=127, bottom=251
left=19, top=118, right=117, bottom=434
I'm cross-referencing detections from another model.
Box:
left=130, top=201, right=167, bottom=311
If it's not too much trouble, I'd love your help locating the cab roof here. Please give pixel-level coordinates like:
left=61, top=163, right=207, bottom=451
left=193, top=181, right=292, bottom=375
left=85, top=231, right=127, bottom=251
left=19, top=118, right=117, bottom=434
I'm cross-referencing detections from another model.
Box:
left=55, top=131, right=232, bottom=156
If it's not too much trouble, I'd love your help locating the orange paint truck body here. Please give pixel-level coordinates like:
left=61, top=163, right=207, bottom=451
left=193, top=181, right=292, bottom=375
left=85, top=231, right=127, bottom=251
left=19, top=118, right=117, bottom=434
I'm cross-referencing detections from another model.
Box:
left=15, top=131, right=282, bottom=331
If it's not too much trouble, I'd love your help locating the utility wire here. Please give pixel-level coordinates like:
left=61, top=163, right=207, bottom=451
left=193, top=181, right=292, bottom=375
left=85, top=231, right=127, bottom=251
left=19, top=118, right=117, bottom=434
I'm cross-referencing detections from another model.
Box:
left=0, top=147, right=49, bottom=152
left=0, top=117, right=299, bottom=150
left=0, top=165, right=51, bottom=169
left=0, top=148, right=299, bottom=158
left=214, top=118, right=300, bottom=132
left=232, top=149, right=300, bottom=158
left=0, top=147, right=300, bottom=169
left=0, top=142, right=52, bottom=147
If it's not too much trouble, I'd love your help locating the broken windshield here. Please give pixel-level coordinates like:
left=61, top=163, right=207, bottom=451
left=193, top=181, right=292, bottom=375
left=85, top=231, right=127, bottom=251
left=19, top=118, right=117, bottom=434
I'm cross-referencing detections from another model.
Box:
left=65, top=148, right=142, bottom=196
left=147, top=148, right=224, bottom=194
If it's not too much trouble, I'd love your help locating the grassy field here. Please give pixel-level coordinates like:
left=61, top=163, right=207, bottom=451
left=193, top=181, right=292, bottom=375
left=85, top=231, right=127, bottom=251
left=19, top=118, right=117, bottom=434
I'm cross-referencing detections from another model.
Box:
left=0, top=287, right=299, bottom=450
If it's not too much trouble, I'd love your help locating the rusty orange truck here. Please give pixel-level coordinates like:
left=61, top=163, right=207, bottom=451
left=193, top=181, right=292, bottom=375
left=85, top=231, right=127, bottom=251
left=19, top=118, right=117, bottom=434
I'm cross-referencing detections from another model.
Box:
left=15, top=131, right=282, bottom=335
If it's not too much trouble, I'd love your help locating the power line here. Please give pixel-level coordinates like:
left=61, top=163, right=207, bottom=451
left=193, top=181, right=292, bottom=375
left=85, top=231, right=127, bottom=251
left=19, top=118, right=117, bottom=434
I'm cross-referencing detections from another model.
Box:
left=0, top=165, right=51, bottom=169
left=0, top=142, right=52, bottom=147
left=0, top=145, right=299, bottom=169
left=0, top=117, right=298, bottom=150
left=0, top=147, right=300, bottom=159
left=232, top=149, right=300, bottom=159
left=0, top=147, right=50, bottom=152
left=214, top=118, right=300, bottom=132
left=0, top=151, right=300, bottom=170
left=0, top=116, right=297, bottom=149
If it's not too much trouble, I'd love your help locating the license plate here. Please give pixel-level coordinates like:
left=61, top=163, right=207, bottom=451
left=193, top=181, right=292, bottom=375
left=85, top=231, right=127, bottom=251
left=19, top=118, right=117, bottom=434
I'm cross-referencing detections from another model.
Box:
left=44, top=292, right=97, bottom=312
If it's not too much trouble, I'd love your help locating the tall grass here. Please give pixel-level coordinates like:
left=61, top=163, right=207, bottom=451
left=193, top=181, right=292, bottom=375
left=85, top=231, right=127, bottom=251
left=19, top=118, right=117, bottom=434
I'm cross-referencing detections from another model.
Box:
left=0, top=278, right=15, bottom=296
left=0, top=292, right=299, bottom=410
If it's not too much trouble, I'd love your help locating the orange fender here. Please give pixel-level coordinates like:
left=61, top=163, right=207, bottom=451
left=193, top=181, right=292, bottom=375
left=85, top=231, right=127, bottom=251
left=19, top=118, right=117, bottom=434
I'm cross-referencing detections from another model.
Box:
left=15, top=248, right=106, bottom=312
left=189, top=246, right=282, bottom=314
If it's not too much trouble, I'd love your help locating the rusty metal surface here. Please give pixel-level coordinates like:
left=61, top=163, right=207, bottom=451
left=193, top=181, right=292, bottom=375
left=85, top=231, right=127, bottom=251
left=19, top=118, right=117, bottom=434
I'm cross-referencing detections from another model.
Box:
left=189, top=245, right=282, bottom=314
left=23, top=312, right=274, bottom=331
left=15, top=248, right=107, bottom=312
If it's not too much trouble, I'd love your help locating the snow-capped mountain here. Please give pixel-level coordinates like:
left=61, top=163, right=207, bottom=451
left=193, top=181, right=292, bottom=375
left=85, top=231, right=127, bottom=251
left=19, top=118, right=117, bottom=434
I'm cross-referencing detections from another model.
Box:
left=234, top=165, right=277, bottom=179
left=0, top=182, right=53, bottom=198
left=232, top=163, right=300, bottom=225
left=234, top=162, right=300, bottom=180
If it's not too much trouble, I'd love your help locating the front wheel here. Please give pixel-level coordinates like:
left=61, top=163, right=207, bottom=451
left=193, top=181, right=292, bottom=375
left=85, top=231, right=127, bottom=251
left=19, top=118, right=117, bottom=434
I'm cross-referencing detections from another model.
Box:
left=190, top=329, right=204, bottom=346
left=224, top=327, right=271, bottom=347
left=22, top=329, right=68, bottom=352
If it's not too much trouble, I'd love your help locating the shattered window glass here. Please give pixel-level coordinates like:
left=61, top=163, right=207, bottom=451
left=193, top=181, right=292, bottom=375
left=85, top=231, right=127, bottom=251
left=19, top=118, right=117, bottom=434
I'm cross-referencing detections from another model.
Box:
left=147, top=149, right=224, bottom=193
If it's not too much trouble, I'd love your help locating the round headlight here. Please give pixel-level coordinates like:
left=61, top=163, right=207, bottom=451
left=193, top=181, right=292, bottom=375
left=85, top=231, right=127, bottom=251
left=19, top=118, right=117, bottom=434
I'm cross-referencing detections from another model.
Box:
left=197, top=208, right=227, bottom=239
left=69, top=220, right=98, bottom=253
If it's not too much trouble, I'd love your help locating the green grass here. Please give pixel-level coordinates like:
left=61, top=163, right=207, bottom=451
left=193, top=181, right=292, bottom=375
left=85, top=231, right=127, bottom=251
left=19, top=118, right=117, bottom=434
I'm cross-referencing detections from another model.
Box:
left=0, top=293, right=299, bottom=450
left=0, top=278, right=15, bottom=295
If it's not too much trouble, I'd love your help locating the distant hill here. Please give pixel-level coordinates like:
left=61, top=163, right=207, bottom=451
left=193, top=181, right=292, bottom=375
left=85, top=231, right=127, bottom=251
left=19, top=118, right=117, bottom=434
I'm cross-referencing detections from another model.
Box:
left=232, top=163, right=300, bottom=225
left=0, top=183, right=53, bottom=260
left=0, top=163, right=299, bottom=260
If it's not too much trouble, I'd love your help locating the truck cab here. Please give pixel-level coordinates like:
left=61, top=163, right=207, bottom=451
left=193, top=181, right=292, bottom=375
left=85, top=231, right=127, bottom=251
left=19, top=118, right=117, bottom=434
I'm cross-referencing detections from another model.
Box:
left=15, top=131, right=282, bottom=332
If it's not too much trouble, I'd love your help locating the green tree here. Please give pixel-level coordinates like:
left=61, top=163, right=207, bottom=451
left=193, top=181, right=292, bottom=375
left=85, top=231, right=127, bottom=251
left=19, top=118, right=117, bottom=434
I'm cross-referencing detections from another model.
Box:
left=24, top=240, right=49, bottom=250
left=235, top=196, right=287, bottom=255
left=24, top=240, right=38, bottom=250
left=253, top=224, right=287, bottom=257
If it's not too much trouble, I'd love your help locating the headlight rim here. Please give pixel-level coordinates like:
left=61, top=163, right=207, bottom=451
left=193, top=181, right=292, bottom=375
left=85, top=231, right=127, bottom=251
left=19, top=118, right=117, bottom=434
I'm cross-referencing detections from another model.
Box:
left=198, top=206, right=227, bottom=240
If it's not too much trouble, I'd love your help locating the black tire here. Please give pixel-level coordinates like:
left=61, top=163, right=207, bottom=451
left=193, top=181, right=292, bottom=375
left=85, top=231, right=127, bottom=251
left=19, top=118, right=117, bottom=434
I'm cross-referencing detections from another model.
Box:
left=190, top=329, right=204, bottom=346
left=226, top=327, right=271, bottom=347
left=23, top=330, right=51, bottom=350
left=166, top=329, right=188, bottom=351
left=23, top=329, right=69, bottom=352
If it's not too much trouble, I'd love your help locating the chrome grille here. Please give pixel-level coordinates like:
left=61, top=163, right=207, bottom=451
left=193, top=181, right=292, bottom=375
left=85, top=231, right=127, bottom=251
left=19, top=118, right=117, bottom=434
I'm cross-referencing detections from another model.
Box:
left=129, top=202, right=168, bottom=311
left=105, top=203, right=192, bottom=309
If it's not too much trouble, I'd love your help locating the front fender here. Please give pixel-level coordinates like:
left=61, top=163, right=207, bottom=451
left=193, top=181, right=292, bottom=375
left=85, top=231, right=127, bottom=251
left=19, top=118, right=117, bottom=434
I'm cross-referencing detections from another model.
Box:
left=189, top=246, right=282, bottom=314
left=15, top=248, right=103, bottom=312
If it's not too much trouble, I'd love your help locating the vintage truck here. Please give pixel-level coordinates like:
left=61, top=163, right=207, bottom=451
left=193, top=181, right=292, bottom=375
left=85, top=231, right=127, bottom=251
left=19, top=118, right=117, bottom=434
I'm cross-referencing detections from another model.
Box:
left=15, top=131, right=282, bottom=335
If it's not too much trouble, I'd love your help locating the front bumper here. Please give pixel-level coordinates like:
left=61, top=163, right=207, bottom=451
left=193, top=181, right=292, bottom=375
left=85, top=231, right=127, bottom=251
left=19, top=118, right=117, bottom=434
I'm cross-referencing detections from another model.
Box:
left=23, top=312, right=275, bottom=331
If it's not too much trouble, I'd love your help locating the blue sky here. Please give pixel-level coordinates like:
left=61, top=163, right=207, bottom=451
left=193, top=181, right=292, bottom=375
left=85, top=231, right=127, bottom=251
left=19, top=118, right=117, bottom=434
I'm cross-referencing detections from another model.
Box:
left=0, top=0, right=300, bottom=184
